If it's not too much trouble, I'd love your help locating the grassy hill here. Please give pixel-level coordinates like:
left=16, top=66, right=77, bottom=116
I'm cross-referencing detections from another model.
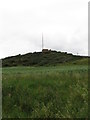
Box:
left=2, top=50, right=88, bottom=67
left=2, top=50, right=89, bottom=118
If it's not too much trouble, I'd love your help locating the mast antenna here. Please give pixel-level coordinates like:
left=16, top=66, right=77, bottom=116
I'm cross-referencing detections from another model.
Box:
left=42, top=33, right=44, bottom=50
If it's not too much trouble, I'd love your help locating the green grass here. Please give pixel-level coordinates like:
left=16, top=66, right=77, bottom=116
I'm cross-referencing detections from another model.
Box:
left=2, top=65, right=88, bottom=118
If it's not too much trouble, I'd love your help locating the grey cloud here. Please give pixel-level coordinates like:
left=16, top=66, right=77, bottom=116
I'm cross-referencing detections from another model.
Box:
left=0, top=0, right=88, bottom=58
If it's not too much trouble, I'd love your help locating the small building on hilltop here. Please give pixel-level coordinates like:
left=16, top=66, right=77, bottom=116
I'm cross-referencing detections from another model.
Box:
left=42, top=49, right=51, bottom=53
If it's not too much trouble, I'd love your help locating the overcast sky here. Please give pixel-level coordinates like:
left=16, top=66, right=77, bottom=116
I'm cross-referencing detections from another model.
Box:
left=0, top=0, right=88, bottom=58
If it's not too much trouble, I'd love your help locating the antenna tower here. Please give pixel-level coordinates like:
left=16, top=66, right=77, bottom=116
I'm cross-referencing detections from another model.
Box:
left=42, top=33, right=44, bottom=50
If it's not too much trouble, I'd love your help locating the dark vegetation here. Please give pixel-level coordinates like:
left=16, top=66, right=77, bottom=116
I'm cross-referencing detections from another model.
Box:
left=2, top=50, right=88, bottom=67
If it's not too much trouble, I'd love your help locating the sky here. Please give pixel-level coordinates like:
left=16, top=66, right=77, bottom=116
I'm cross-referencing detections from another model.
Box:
left=0, top=0, right=88, bottom=58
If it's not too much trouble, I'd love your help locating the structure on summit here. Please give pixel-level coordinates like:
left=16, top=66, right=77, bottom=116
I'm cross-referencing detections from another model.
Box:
left=42, top=33, right=50, bottom=53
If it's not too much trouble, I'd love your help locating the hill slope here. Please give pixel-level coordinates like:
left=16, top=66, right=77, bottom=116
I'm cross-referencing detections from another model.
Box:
left=2, top=50, right=88, bottom=67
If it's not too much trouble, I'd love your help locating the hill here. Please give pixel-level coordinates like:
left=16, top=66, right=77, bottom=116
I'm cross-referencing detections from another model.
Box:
left=2, top=50, right=88, bottom=67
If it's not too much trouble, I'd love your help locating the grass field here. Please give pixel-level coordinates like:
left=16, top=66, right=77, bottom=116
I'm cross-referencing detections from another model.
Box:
left=2, top=65, right=88, bottom=118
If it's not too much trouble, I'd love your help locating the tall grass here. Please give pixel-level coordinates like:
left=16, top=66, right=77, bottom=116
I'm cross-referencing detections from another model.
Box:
left=2, top=65, right=88, bottom=118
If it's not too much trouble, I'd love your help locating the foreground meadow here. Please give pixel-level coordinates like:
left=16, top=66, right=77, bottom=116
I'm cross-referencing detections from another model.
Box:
left=2, top=65, right=88, bottom=118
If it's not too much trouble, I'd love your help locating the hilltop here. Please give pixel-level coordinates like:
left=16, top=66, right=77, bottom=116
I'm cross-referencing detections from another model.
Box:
left=2, top=50, right=88, bottom=67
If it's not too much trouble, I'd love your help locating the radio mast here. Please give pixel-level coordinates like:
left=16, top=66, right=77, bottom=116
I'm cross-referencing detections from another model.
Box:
left=42, top=33, right=44, bottom=50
